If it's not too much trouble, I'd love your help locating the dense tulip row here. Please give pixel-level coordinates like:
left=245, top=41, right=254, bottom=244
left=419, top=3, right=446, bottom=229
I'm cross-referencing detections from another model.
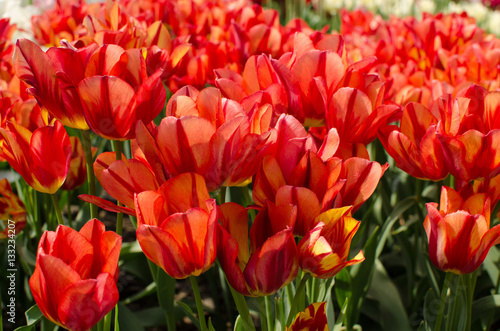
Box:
left=1, top=0, right=500, bottom=330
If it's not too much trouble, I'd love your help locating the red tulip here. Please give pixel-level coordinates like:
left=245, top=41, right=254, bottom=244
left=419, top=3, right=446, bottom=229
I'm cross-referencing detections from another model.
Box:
left=424, top=186, right=500, bottom=274
left=77, top=45, right=166, bottom=140
left=298, top=207, right=364, bottom=279
left=61, top=136, right=94, bottom=190
left=0, top=178, right=26, bottom=239
left=285, top=302, right=329, bottom=331
left=79, top=151, right=160, bottom=216
left=135, top=173, right=217, bottom=279
left=29, top=219, right=122, bottom=331
left=379, top=102, right=449, bottom=181
left=0, top=121, right=71, bottom=194
left=217, top=201, right=298, bottom=296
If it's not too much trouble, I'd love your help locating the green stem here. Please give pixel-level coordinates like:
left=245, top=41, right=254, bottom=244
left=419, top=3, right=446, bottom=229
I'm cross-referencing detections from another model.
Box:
left=434, top=272, right=453, bottom=331
left=258, top=296, right=269, bottom=331
left=81, top=129, right=98, bottom=219
left=50, top=193, right=64, bottom=227
left=103, top=309, right=113, bottom=331
left=446, top=274, right=461, bottom=331
left=112, top=140, right=123, bottom=236
left=114, top=304, right=120, bottom=331
left=265, top=295, right=274, bottom=331
left=97, top=319, right=104, bottom=331
left=286, top=273, right=311, bottom=326
left=229, top=286, right=256, bottom=330
left=189, top=276, right=208, bottom=331
left=66, top=190, right=73, bottom=228
left=464, top=270, right=478, bottom=331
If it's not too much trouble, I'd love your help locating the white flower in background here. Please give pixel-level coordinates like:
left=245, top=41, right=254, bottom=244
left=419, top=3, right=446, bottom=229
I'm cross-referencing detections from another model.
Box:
left=486, top=10, right=500, bottom=35
left=446, top=1, right=489, bottom=23
left=0, top=0, right=41, bottom=41
left=415, top=0, right=435, bottom=17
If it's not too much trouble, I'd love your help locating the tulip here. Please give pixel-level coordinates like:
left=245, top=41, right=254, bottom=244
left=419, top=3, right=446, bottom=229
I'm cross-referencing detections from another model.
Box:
left=79, top=150, right=161, bottom=216
left=379, top=102, right=449, bottom=181
left=61, top=136, right=93, bottom=190
left=29, top=219, right=122, bottom=331
left=77, top=45, right=166, bottom=140
left=135, top=173, right=217, bottom=279
left=14, top=39, right=95, bottom=130
left=0, top=121, right=71, bottom=194
left=285, top=302, right=329, bottom=331
left=0, top=178, right=26, bottom=239
left=217, top=201, right=298, bottom=296
left=424, top=186, right=500, bottom=274
left=298, top=207, right=364, bottom=279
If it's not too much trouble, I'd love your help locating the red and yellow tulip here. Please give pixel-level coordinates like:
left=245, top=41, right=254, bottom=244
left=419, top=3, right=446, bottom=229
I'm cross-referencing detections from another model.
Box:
left=424, top=186, right=500, bottom=274
left=285, top=302, right=329, bottom=331
left=217, top=201, right=298, bottom=296
left=135, top=173, right=217, bottom=279
left=29, top=219, right=122, bottom=331
left=298, top=207, right=364, bottom=279
left=0, top=120, right=71, bottom=194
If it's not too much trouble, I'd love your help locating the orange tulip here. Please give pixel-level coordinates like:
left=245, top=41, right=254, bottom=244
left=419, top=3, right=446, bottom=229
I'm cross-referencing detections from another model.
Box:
left=29, top=219, right=121, bottom=331
left=285, top=302, right=329, bottom=331
left=134, top=173, right=217, bottom=279
left=0, top=178, right=26, bottom=239
left=298, top=207, right=364, bottom=279
left=217, top=201, right=298, bottom=296
left=424, top=186, right=500, bottom=274
left=79, top=151, right=160, bottom=216
left=0, top=121, right=71, bottom=194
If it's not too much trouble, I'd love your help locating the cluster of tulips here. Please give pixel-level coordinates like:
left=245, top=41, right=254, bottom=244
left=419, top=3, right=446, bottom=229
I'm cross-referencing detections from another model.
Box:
left=1, top=0, right=500, bottom=330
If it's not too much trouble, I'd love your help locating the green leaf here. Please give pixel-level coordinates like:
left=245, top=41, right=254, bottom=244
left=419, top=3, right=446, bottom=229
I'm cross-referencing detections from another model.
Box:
left=422, top=289, right=438, bottom=331
left=25, top=304, right=43, bottom=325
left=14, top=304, right=43, bottom=330
left=334, top=268, right=351, bottom=309
left=233, top=315, right=245, bottom=331
left=208, top=317, right=217, bottom=331
left=368, top=260, right=412, bottom=331
left=117, top=303, right=145, bottom=331
left=333, top=299, right=348, bottom=331
left=177, top=300, right=201, bottom=329
left=471, top=294, right=500, bottom=322
left=376, top=196, right=416, bottom=258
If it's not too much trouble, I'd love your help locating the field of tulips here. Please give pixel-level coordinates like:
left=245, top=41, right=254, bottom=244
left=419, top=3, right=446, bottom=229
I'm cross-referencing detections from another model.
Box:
left=2, top=0, right=500, bottom=330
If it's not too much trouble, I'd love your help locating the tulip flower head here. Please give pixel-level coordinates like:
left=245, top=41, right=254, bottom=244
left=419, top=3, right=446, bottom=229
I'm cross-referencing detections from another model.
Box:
left=29, top=219, right=122, bottom=331
left=298, top=207, right=364, bottom=279
left=424, top=186, right=500, bottom=274
left=135, top=173, right=217, bottom=279
left=0, top=120, right=71, bottom=194
left=285, top=302, right=329, bottom=331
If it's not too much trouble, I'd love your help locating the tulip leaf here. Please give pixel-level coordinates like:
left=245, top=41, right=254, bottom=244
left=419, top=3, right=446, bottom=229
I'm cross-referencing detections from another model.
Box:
left=208, top=317, right=217, bottom=331
left=471, top=294, right=500, bottom=323
left=368, top=260, right=412, bottom=331
left=346, top=226, right=380, bottom=327
left=334, top=268, right=351, bottom=309
left=13, top=304, right=43, bottom=330
left=376, top=196, right=416, bottom=258
left=332, top=298, right=348, bottom=331
left=176, top=300, right=201, bottom=329
left=233, top=315, right=245, bottom=331
left=25, top=305, right=43, bottom=325
left=422, top=289, right=438, bottom=331
left=117, top=303, right=145, bottom=331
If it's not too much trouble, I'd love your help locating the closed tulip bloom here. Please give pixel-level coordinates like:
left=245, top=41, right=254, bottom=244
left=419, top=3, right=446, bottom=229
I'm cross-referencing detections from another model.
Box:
left=0, top=121, right=71, bottom=194
left=424, top=186, right=500, bottom=274
left=134, top=173, right=217, bottom=279
left=286, top=302, right=329, bottom=331
left=217, top=201, right=299, bottom=296
left=298, top=207, right=364, bottom=279
left=29, top=219, right=122, bottom=331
